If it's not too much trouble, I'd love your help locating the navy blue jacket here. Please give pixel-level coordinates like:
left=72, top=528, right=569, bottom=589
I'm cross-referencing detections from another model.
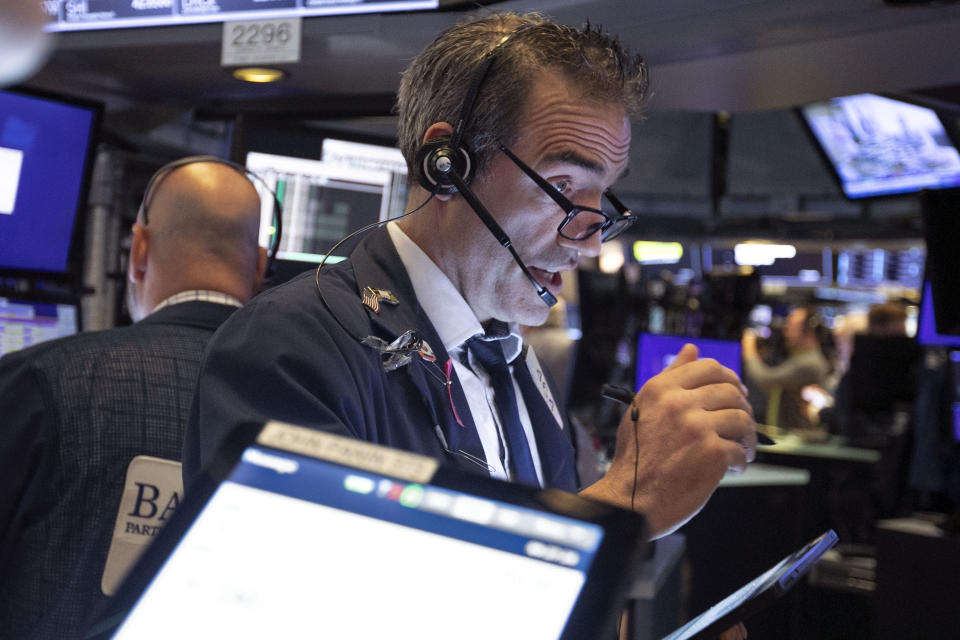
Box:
left=183, top=228, right=578, bottom=491
left=0, top=301, right=238, bottom=640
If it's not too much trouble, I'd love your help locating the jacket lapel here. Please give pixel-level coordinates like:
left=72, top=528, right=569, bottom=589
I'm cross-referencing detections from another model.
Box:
left=513, top=347, right=578, bottom=491
left=348, top=229, right=489, bottom=475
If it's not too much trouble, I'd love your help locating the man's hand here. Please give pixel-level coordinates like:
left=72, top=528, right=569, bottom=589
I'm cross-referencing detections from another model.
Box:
left=582, top=344, right=757, bottom=537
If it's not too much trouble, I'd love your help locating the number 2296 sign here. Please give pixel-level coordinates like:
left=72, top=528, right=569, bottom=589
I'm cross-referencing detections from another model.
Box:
left=221, top=17, right=301, bottom=66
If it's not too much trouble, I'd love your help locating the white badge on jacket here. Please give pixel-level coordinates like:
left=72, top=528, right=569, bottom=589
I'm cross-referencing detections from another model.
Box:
left=101, top=456, right=183, bottom=595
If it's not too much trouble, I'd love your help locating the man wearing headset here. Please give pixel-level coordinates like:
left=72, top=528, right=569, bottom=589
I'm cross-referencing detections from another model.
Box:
left=184, top=13, right=757, bottom=544
left=0, top=160, right=267, bottom=639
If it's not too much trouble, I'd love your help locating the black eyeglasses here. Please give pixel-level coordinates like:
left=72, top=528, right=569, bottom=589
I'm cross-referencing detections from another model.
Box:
left=498, top=144, right=636, bottom=242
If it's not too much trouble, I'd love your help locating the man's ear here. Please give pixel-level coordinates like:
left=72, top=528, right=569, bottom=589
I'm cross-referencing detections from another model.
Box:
left=128, top=223, right=148, bottom=284
left=422, top=122, right=455, bottom=144
left=421, top=122, right=457, bottom=202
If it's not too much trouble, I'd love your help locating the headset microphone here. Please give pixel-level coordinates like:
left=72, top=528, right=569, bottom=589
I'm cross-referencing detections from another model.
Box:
left=414, top=23, right=556, bottom=308
left=444, top=167, right=558, bottom=308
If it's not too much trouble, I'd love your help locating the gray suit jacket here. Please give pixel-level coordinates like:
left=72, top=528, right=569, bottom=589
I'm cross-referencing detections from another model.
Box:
left=0, top=301, right=237, bottom=640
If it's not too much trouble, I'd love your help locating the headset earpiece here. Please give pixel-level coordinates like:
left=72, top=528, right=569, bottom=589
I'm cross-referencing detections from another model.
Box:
left=415, top=137, right=473, bottom=195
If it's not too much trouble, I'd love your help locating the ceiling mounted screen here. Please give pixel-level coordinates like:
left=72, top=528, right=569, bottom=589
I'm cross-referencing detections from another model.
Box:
left=44, top=0, right=441, bottom=32
left=799, top=93, right=960, bottom=199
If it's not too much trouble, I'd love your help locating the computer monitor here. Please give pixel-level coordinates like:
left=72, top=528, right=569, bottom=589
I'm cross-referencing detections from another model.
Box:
left=835, top=246, right=925, bottom=289
left=245, top=151, right=393, bottom=265
left=917, top=279, right=960, bottom=348
left=635, top=333, right=743, bottom=390
left=0, top=88, right=101, bottom=278
left=921, top=188, right=960, bottom=336
left=847, top=334, right=921, bottom=412
left=94, top=422, right=647, bottom=640
left=0, top=297, right=80, bottom=356
left=320, top=137, right=408, bottom=220
left=798, top=93, right=960, bottom=199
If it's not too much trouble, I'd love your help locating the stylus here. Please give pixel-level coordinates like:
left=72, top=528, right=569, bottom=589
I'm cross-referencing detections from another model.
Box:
left=600, top=384, right=776, bottom=445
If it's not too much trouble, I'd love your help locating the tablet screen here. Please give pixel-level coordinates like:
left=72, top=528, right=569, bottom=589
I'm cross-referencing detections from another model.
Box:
left=97, top=422, right=648, bottom=640
left=662, top=530, right=838, bottom=640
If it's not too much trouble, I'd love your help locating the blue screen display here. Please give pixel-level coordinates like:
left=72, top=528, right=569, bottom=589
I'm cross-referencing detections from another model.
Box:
left=0, top=90, right=98, bottom=275
left=635, top=333, right=743, bottom=390
left=917, top=279, right=960, bottom=348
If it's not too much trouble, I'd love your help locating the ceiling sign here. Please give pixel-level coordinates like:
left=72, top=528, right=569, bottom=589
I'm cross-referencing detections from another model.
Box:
left=221, top=17, right=301, bottom=66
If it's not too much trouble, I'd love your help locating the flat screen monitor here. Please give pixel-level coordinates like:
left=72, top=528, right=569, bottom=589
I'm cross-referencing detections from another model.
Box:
left=799, top=93, right=960, bottom=199
left=950, top=351, right=960, bottom=443
left=636, top=333, right=743, bottom=390
left=836, top=246, right=925, bottom=289
left=848, top=334, right=921, bottom=412
left=921, top=188, right=960, bottom=336
left=0, top=297, right=80, bottom=357
left=320, top=137, right=409, bottom=220
left=0, top=88, right=101, bottom=277
left=917, top=279, right=960, bottom=348
left=94, top=422, right=647, bottom=640
left=245, top=151, right=392, bottom=264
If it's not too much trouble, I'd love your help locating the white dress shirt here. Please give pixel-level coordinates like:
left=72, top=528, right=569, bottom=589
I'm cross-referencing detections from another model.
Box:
left=387, top=221, right=544, bottom=485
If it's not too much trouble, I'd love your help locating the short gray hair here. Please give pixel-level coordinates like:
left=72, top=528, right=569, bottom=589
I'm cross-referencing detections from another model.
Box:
left=396, top=12, right=649, bottom=182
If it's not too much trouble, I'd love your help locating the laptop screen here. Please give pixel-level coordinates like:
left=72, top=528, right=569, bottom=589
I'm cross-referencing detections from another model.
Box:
left=106, top=423, right=644, bottom=639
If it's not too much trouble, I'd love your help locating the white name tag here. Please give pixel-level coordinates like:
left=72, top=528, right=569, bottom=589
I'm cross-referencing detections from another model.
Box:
left=101, top=456, right=183, bottom=596
left=525, top=348, right=564, bottom=429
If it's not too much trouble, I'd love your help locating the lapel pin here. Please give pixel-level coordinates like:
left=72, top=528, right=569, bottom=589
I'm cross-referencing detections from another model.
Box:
left=362, top=286, right=400, bottom=313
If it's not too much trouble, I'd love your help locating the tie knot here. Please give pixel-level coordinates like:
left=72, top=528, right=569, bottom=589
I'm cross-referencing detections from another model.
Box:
left=466, top=334, right=510, bottom=372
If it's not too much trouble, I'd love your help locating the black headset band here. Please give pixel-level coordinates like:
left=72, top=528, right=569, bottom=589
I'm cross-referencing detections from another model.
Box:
left=449, top=23, right=533, bottom=154
left=138, top=155, right=283, bottom=276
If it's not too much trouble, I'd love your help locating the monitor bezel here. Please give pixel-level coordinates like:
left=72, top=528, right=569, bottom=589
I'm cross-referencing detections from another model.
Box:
left=0, top=86, right=103, bottom=283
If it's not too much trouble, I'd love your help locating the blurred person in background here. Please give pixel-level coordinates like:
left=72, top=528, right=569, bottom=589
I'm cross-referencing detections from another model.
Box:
left=742, top=304, right=831, bottom=435
left=0, top=2, right=51, bottom=87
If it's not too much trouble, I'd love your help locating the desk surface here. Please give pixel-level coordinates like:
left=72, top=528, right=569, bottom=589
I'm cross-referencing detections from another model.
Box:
left=720, top=463, right=811, bottom=487
left=760, top=435, right=881, bottom=463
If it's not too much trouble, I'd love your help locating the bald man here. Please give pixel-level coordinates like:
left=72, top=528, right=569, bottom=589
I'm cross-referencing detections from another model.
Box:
left=0, top=159, right=267, bottom=640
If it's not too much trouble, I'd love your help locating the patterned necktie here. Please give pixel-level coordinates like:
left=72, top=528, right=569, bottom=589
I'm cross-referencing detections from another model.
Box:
left=466, top=334, right=540, bottom=486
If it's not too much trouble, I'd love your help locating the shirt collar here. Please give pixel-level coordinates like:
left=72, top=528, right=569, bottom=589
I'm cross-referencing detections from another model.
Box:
left=387, top=221, right=523, bottom=361
left=150, top=290, right=243, bottom=315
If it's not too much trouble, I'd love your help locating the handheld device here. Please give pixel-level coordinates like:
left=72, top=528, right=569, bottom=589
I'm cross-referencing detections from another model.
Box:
left=662, top=529, right=839, bottom=640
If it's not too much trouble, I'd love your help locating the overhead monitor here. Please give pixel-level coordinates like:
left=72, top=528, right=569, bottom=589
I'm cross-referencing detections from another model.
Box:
left=799, top=93, right=960, bottom=199
left=0, top=88, right=101, bottom=278
left=835, top=246, right=925, bottom=289
left=245, top=151, right=392, bottom=265
left=0, top=297, right=80, bottom=357
left=44, top=0, right=444, bottom=32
